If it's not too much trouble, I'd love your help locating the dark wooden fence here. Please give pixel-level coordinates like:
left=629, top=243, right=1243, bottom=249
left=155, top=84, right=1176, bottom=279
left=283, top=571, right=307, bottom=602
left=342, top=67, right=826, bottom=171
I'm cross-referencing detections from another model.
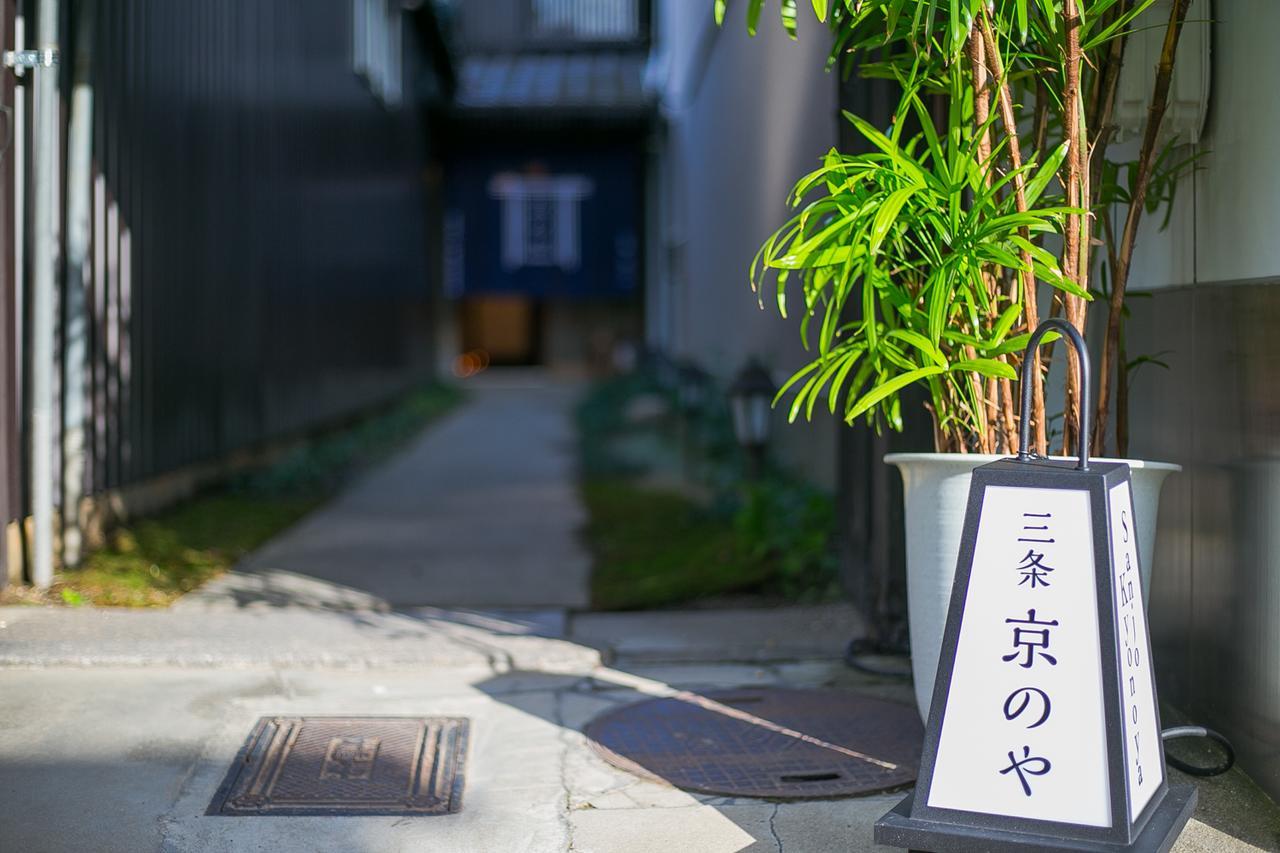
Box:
left=1, top=0, right=450, bottom=581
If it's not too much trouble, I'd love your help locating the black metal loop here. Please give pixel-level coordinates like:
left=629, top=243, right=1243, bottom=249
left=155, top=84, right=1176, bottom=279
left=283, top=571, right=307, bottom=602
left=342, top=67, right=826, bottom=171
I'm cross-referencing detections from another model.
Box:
left=1017, top=318, right=1091, bottom=470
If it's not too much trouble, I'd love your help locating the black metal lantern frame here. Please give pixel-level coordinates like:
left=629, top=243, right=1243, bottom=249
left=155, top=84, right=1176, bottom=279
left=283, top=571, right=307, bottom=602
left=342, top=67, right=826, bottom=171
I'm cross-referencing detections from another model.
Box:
left=729, top=359, right=776, bottom=450
left=875, top=320, right=1196, bottom=853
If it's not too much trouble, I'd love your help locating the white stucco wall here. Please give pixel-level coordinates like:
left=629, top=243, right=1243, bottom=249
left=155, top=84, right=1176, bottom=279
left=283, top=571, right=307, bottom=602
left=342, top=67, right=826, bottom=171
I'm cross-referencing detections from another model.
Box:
left=647, top=3, right=841, bottom=487
left=1126, top=0, right=1280, bottom=291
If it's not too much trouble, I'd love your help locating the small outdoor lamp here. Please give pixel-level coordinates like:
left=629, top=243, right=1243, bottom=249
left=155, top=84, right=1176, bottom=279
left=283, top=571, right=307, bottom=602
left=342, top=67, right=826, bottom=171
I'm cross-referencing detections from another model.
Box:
left=874, top=319, right=1196, bottom=853
left=729, top=359, right=776, bottom=477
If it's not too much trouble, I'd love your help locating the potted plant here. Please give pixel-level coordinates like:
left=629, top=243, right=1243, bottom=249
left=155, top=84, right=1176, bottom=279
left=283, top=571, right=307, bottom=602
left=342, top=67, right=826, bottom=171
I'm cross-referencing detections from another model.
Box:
left=722, top=0, right=1196, bottom=717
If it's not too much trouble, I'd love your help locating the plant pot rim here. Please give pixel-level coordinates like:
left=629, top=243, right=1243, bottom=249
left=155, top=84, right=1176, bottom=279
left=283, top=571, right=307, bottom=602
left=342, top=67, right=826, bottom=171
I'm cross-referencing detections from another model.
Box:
left=884, top=452, right=1181, bottom=472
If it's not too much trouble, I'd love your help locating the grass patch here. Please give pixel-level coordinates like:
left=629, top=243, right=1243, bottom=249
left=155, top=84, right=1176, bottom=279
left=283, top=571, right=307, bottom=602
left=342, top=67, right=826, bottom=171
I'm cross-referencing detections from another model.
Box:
left=5, top=382, right=463, bottom=608
left=51, top=496, right=321, bottom=607
left=576, top=369, right=840, bottom=611
left=584, top=479, right=774, bottom=610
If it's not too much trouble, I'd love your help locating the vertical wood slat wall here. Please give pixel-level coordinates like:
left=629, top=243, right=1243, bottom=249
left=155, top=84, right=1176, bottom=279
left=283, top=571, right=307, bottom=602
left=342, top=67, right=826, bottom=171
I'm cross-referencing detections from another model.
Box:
left=2, top=0, right=443, bottom=580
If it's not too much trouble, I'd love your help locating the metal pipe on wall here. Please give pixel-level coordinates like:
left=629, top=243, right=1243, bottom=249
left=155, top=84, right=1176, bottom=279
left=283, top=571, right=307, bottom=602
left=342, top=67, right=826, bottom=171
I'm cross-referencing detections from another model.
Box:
left=28, top=0, right=60, bottom=588
left=0, top=1, right=20, bottom=589
left=61, top=0, right=93, bottom=568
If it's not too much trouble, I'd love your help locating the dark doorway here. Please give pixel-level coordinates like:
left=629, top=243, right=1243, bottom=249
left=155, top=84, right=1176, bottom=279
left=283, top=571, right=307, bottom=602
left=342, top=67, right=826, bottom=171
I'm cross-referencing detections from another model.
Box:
left=458, top=296, right=544, bottom=366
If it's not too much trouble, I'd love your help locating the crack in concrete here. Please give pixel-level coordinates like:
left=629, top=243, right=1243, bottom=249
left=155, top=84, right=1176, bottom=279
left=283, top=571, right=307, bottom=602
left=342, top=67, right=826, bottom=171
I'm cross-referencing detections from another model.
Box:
left=553, top=687, right=579, bottom=852
left=768, top=802, right=784, bottom=853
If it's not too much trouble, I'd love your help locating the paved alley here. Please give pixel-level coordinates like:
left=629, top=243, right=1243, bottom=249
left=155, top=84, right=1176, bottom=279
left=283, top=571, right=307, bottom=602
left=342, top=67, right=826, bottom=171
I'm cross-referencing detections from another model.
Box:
left=0, top=378, right=1276, bottom=853
left=190, top=373, right=591, bottom=609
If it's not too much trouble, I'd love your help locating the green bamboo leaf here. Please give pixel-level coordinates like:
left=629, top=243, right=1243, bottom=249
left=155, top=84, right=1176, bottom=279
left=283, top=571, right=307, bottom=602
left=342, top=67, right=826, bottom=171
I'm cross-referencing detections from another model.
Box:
left=1042, top=269, right=1090, bottom=299
left=791, top=208, right=861, bottom=255
left=885, top=0, right=906, bottom=35
left=949, top=0, right=963, bottom=55
left=950, top=358, right=1018, bottom=381
left=714, top=0, right=726, bottom=26
left=770, top=245, right=855, bottom=270
left=788, top=368, right=826, bottom=422
left=1008, top=235, right=1060, bottom=271
left=926, top=266, right=951, bottom=345
left=977, top=244, right=1027, bottom=271
left=799, top=300, right=815, bottom=352
left=907, top=90, right=947, bottom=181
left=886, top=393, right=903, bottom=431
left=991, top=303, right=1022, bottom=342
left=747, top=0, right=764, bottom=35
left=861, top=263, right=880, bottom=350
left=886, top=328, right=948, bottom=368
left=1082, top=0, right=1160, bottom=51
left=773, top=359, right=822, bottom=407
left=1037, top=0, right=1057, bottom=32
left=846, top=366, right=946, bottom=422
left=1015, top=0, right=1028, bottom=41
left=818, top=292, right=843, bottom=358
left=992, top=330, right=1059, bottom=356
left=806, top=353, right=850, bottom=420
left=827, top=348, right=862, bottom=414
left=1024, top=140, right=1071, bottom=207
left=843, top=358, right=878, bottom=419
left=870, top=185, right=917, bottom=254
left=842, top=112, right=927, bottom=184
left=780, top=0, right=798, bottom=38
left=811, top=0, right=828, bottom=23
left=943, top=329, right=984, bottom=348
left=880, top=339, right=919, bottom=373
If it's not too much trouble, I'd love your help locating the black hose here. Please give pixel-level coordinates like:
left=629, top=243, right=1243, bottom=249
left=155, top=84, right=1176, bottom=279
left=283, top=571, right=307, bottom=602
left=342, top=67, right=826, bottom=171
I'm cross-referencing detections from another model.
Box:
left=1161, top=725, right=1235, bottom=777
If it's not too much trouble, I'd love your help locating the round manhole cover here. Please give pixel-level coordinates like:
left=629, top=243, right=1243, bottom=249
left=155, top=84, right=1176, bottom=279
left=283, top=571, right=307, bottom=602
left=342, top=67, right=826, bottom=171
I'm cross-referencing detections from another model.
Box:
left=584, top=687, right=922, bottom=799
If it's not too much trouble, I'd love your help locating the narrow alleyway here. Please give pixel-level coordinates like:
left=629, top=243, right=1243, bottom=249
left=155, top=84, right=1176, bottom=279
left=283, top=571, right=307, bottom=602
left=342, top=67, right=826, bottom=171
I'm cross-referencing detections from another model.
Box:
left=190, top=372, right=591, bottom=609
left=0, top=379, right=1274, bottom=852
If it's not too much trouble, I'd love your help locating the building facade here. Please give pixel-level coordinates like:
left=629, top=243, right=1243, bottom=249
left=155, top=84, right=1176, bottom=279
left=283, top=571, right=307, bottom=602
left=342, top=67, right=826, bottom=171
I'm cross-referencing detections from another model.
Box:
left=644, top=0, right=840, bottom=489
left=440, top=0, right=650, bottom=371
left=1115, top=0, right=1280, bottom=802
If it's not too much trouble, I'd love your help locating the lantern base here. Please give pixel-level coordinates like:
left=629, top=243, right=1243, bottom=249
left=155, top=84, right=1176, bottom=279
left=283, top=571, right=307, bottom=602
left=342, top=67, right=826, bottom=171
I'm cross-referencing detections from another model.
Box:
left=874, top=785, right=1197, bottom=853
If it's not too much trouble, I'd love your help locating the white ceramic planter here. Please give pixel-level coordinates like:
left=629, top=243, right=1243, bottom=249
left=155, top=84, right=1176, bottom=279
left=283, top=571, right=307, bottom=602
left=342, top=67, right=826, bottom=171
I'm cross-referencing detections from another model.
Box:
left=885, top=452, right=1180, bottom=721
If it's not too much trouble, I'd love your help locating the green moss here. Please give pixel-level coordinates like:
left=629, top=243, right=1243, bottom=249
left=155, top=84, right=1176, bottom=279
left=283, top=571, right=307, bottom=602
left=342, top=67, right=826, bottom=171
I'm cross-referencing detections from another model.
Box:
left=61, top=496, right=321, bottom=607
left=584, top=479, right=775, bottom=610
left=33, top=382, right=464, bottom=608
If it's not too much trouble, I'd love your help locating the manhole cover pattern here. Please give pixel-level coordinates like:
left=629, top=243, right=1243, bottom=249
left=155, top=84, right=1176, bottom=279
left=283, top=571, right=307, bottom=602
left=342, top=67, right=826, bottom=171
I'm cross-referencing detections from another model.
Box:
left=209, top=716, right=469, bottom=816
left=585, top=687, right=922, bottom=799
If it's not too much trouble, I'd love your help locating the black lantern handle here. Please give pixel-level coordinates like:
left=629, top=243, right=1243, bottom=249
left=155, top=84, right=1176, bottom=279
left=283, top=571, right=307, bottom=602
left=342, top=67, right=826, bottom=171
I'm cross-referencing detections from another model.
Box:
left=1017, top=318, right=1091, bottom=471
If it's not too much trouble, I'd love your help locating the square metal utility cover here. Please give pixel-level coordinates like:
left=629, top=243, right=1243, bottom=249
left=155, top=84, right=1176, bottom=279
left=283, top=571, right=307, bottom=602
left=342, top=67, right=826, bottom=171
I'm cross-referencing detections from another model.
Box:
left=208, top=716, right=469, bottom=816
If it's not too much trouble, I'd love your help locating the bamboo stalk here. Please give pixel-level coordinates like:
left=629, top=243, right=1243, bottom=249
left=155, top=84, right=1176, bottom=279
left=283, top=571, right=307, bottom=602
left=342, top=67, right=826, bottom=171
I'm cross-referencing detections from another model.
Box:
left=1049, top=2, right=1122, bottom=391
left=980, top=11, right=1047, bottom=456
left=1087, top=1, right=1130, bottom=198
left=1060, top=0, right=1085, bottom=457
left=968, top=32, right=1001, bottom=454
left=1093, top=0, right=1193, bottom=455
left=1079, top=1, right=1129, bottom=454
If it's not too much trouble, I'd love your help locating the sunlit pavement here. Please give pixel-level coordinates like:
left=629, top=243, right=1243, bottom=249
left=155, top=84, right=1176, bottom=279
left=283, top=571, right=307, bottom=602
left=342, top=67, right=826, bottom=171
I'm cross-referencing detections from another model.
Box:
left=0, top=607, right=894, bottom=853
left=189, top=370, right=591, bottom=609
left=1, top=603, right=1274, bottom=853
left=1, top=378, right=1276, bottom=852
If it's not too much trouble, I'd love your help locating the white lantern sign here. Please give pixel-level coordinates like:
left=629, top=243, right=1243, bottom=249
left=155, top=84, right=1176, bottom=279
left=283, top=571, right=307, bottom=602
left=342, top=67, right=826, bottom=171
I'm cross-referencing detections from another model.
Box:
left=875, top=320, right=1196, bottom=853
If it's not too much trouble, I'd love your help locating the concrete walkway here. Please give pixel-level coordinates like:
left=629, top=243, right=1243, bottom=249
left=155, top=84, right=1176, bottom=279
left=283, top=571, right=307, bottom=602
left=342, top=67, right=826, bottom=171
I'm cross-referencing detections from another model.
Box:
left=1, top=603, right=1274, bottom=853
left=1, top=375, right=1276, bottom=852
left=190, top=373, right=590, bottom=609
